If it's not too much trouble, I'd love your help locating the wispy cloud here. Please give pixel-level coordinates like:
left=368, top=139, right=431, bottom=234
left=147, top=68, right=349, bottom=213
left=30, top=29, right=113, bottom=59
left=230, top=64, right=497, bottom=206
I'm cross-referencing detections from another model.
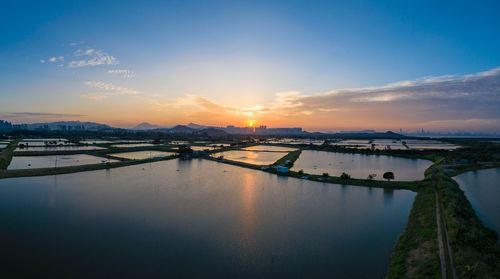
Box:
left=81, top=81, right=141, bottom=101
left=1, top=112, right=86, bottom=118
left=68, top=48, right=119, bottom=68
left=40, top=56, right=64, bottom=64
left=40, top=46, right=119, bottom=68
left=107, top=69, right=135, bottom=78
left=147, top=67, right=500, bottom=131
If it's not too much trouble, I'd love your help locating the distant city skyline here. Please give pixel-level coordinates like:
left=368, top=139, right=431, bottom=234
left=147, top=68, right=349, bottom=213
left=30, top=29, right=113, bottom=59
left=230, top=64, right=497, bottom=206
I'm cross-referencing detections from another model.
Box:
left=1, top=1, right=500, bottom=132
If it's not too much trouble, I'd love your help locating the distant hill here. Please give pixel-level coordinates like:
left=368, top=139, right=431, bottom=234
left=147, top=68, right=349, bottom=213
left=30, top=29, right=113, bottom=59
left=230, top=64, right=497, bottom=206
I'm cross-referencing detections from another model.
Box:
left=186, top=123, right=209, bottom=130
left=133, top=122, right=162, bottom=130
left=169, top=125, right=195, bottom=134
left=27, top=121, right=112, bottom=131
left=194, top=128, right=228, bottom=137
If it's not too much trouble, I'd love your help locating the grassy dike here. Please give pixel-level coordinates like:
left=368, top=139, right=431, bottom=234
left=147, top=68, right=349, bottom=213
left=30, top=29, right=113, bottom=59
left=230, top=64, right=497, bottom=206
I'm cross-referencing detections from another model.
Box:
left=386, top=162, right=441, bottom=279
left=437, top=170, right=500, bottom=277
left=0, top=140, right=20, bottom=169
left=386, top=159, right=500, bottom=278
left=386, top=183, right=441, bottom=278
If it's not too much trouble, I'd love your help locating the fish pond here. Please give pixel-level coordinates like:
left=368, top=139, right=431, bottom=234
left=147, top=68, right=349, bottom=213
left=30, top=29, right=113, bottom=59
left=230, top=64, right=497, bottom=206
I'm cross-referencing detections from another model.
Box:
left=109, top=151, right=176, bottom=160
left=0, top=159, right=415, bottom=278
left=212, top=150, right=286, bottom=165
left=7, top=154, right=116, bottom=170
left=454, top=168, right=500, bottom=236
left=292, top=150, right=432, bottom=181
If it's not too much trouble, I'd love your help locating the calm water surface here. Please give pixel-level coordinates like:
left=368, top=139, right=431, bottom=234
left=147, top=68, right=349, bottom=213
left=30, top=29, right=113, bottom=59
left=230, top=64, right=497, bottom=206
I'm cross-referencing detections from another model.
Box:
left=454, top=168, right=500, bottom=235
left=109, top=150, right=175, bottom=160
left=15, top=145, right=106, bottom=152
left=111, top=143, right=156, bottom=148
left=242, top=145, right=298, bottom=152
left=8, top=154, right=116, bottom=169
left=0, top=159, right=415, bottom=278
left=292, top=150, right=432, bottom=181
left=212, top=150, right=286, bottom=165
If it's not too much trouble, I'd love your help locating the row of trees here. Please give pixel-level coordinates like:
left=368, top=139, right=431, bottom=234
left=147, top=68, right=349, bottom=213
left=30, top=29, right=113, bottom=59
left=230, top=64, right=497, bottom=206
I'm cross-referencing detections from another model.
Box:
left=318, top=171, right=395, bottom=181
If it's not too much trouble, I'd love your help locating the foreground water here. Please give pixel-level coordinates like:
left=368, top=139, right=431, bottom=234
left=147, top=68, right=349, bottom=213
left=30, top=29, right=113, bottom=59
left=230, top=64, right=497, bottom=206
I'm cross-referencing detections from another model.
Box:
left=454, top=168, right=500, bottom=236
left=0, top=159, right=415, bottom=278
left=292, top=150, right=432, bottom=181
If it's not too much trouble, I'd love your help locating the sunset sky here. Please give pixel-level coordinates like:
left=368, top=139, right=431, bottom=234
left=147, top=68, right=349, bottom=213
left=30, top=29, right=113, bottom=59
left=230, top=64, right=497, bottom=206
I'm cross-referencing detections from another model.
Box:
left=1, top=0, right=500, bottom=132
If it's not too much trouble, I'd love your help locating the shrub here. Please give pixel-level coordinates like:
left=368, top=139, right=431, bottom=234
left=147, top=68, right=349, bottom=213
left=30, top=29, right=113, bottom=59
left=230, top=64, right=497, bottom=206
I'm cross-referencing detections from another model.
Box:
left=340, top=172, right=351, bottom=179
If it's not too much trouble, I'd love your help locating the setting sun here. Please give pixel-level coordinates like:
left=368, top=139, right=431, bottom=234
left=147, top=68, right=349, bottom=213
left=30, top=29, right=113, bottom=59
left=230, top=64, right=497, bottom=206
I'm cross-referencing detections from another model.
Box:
left=246, top=120, right=255, bottom=127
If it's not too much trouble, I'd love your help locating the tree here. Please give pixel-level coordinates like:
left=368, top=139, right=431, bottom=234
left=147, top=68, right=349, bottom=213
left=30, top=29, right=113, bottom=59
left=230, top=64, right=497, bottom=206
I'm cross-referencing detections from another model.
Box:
left=340, top=172, right=351, bottom=179
left=322, top=172, right=329, bottom=177
left=383, top=172, right=395, bottom=181
left=367, top=174, right=377, bottom=181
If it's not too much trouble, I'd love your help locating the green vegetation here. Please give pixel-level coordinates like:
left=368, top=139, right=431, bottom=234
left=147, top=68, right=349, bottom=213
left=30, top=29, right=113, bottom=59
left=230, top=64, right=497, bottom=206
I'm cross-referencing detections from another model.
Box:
left=0, top=140, right=20, bottom=169
left=272, top=149, right=302, bottom=167
left=383, top=171, right=395, bottom=181
left=339, top=172, right=351, bottom=179
left=386, top=184, right=441, bottom=279
left=437, top=170, right=500, bottom=278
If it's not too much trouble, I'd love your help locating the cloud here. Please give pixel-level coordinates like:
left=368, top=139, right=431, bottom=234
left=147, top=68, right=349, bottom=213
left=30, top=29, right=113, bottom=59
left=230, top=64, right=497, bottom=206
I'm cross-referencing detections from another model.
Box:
left=40, top=45, right=118, bottom=68
left=67, top=48, right=119, bottom=68
left=1, top=112, right=86, bottom=118
left=80, top=93, right=108, bottom=101
left=81, top=81, right=142, bottom=101
left=40, top=56, right=64, bottom=64
left=107, top=69, right=135, bottom=78
left=148, top=67, right=500, bottom=131
left=259, top=67, right=500, bottom=130
left=84, top=81, right=139, bottom=95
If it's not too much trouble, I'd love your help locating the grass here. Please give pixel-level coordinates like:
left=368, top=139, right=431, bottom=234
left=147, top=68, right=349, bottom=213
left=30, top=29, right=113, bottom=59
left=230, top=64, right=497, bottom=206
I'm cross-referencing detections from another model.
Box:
left=437, top=172, right=500, bottom=278
left=0, top=140, right=20, bottom=169
left=386, top=184, right=441, bottom=279
left=385, top=161, right=500, bottom=278
left=272, top=149, right=302, bottom=167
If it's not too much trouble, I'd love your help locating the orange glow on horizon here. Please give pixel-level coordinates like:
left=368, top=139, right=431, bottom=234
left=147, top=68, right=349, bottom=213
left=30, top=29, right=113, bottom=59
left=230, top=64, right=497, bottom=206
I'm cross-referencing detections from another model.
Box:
left=246, top=120, right=256, bottom=127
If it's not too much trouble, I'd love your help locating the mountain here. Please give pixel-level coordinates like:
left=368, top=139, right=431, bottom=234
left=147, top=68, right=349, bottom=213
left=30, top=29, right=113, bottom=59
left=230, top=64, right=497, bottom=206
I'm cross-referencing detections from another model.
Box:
left=133, top=122, right=162, bottom=130
left=27, top=121, right=112, bottom=131
left=186, top=123, right=209, bottom=130
left=194, top=128, right=228, bottom=137
left=169, top=125, right=195, bottom=134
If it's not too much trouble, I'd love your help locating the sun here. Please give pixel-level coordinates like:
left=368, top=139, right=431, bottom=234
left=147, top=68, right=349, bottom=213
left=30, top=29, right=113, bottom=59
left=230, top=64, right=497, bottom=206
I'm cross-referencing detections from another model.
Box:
left=246, top=120, right=255, bottom=127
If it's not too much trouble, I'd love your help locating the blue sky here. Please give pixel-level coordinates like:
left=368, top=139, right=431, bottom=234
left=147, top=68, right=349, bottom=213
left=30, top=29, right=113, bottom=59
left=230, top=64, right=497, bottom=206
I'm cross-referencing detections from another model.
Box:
left=1, top=0, right=499, bottom=131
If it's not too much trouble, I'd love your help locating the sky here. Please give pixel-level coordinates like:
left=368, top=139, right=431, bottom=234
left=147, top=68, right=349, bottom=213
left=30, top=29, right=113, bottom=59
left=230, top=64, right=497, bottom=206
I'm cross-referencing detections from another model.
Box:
left=1, top=0, right=499, bottom=132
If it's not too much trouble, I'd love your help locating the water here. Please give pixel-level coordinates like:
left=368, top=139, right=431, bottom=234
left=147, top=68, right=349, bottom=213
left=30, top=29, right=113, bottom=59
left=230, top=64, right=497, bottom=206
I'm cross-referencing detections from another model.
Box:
left=80, top=140, right=115, bottom=144
left=111, top=143, right=156, bottom=148
left=292, top=150, right=432, bottom=181
left=242, top=145, right=298, bottom=152
left=109, top=151, right=176, bottom=160
left=332, top=139, right=458, bottom=151
left=15, top=146, right=106, bottom=152
left=19, top=141, right=74, bottom=147
left=454, top=168, right=500, bottom=235
left=212, top=150, right=286, bottom=165
left=190, top=146, right=219, bottom=151
left=0, top=159, right=415, bottom=278
left=7, top=155, right=117, bottom=169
